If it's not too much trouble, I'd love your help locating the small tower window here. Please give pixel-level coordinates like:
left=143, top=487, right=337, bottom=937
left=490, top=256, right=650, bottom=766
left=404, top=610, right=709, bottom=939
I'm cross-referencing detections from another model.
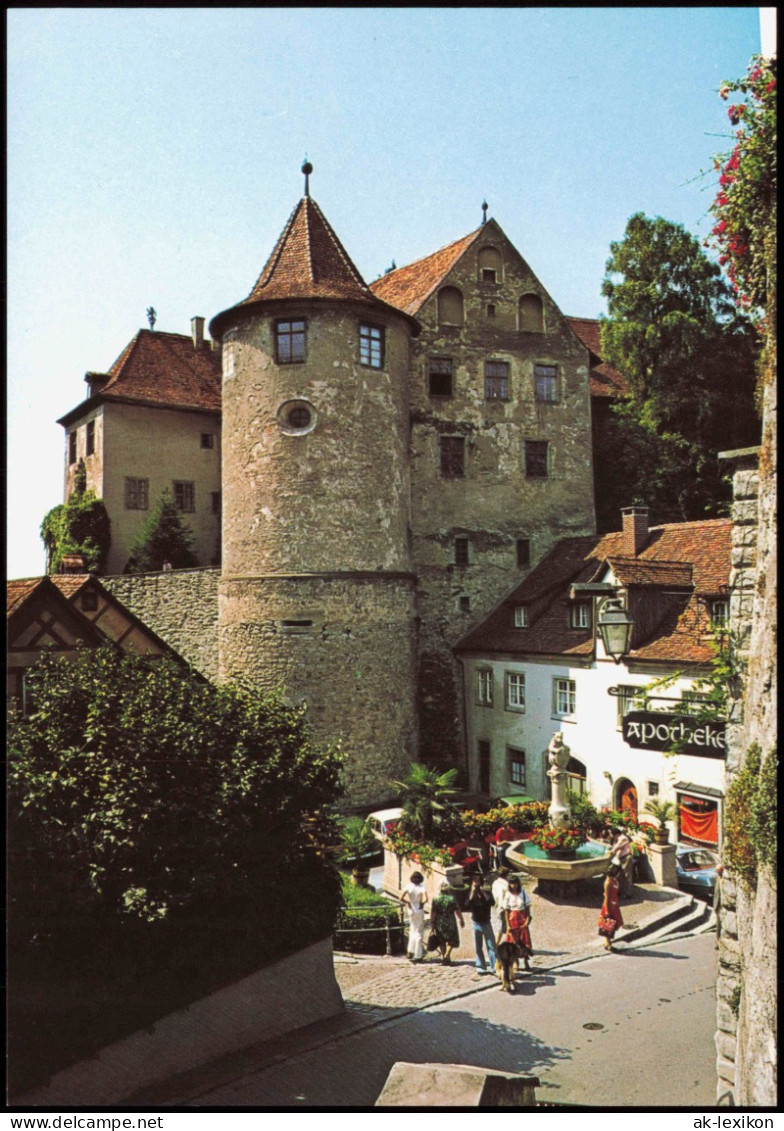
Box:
left=277, top=399, right=317, bottom=436
left=437, top=287, right=464, bottom=327
left=359, top=323, right=384, bottom=368
left=440, top=436, right=465, bottom=478
left=428, top=357, right=453, bottom=397
left=484, top=360, right=510, bottom=401
left=525, top=440, right=549, bottom=479
left=535, top=364, right=559, bottom=403
left=478, top=246, right=502, bottom=284
left=86, top=420, right=95, bottom=456
left=519, top=294, right=544, bottom=333
left=276, top=319, right=307, bottom=364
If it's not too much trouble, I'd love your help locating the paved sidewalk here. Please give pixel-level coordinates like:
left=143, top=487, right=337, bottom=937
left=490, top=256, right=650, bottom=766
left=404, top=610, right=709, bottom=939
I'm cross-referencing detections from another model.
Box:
left=334, top=879, right=689, bottom=1010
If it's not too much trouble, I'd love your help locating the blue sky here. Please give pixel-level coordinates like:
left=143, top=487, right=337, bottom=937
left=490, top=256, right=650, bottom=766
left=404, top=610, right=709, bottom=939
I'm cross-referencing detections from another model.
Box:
left=8, top=7, right=762, bottom=579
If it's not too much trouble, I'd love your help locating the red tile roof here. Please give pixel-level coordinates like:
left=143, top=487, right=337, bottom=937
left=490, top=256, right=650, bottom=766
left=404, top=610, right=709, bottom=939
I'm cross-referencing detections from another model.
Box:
left=370, top=227, right=484, bottom=315
left=58, top=330, right=221, bottom=425
left=456, top=518, right=731, bottom=665
left=210, top=196, right=416, bottom=335
left=565, top=317, right=627, bottom=398
left=7, top=578, right=42, bottom=616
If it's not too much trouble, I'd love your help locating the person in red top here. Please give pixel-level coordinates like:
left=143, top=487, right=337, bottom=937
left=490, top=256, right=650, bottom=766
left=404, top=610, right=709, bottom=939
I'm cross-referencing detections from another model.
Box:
left=598, top=864, right=624, bottom=951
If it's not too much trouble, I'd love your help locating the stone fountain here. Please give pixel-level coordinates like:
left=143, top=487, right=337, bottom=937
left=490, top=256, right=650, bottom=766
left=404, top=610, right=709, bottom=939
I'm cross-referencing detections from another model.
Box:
left=506, top=732, right=611, bottom=889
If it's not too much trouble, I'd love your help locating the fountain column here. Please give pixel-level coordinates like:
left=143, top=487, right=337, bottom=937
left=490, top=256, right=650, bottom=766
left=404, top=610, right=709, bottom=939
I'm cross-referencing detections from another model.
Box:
left=546, top=732, right=572, bottom=830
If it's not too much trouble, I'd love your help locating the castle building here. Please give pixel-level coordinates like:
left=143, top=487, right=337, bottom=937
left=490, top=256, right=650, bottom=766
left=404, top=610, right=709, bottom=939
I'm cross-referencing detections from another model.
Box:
left=55, top=168, right=626, bottom=807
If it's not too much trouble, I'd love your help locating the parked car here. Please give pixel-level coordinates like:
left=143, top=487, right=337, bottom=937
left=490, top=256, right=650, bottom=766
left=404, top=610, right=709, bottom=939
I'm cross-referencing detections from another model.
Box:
left=675, top=846, right=719, bottom=900
left=366, top=807, right=404, bottom=844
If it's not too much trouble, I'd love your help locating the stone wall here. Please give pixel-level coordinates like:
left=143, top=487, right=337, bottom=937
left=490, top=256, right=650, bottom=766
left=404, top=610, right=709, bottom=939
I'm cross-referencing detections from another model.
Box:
left=715, top=442, right=777, bottom=1106
left=103, top=568, right=220, bottom=681
left=219, top=573, right=419, bottom=808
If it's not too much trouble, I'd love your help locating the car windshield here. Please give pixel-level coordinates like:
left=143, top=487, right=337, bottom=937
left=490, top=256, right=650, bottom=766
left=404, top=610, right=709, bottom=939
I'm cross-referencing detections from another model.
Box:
left=680, top=850, right=716, bottom=870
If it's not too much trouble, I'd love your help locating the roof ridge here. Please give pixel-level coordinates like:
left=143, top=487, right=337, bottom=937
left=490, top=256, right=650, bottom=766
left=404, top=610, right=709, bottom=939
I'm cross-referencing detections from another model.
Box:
left=384, top=225, right=484, bottom=277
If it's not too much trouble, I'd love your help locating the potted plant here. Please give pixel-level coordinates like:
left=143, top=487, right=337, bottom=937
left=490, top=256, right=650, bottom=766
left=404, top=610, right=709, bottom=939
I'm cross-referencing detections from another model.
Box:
left=643, top=798, right=676, bottom=844
left=337, top=817, right=379, bottom=886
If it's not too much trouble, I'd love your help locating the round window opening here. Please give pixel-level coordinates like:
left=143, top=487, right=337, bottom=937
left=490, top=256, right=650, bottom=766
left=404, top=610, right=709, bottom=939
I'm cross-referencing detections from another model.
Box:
left=278, top=399, right=317, bottom=436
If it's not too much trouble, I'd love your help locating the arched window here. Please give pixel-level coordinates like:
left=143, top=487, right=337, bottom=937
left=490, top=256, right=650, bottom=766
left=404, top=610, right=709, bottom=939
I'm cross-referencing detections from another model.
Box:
left=438, top=286, right=464, bottom=326
left=519, top=293, right=544, bottom=333
left=478, top=246, right=502, bottom=284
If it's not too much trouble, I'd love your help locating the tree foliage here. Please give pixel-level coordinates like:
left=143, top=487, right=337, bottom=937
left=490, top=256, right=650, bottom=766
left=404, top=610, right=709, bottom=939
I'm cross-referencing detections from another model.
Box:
left=8, top=645, right=344, bottom=938
left=40, top=460, right=111, bottom=574
left=125, top=489, right=198, bottom=573
left=597, top=213, right=759, bottom=526
left=390, top=762, right=459, bottom=842
left=709, top=55, right=776, bottom=323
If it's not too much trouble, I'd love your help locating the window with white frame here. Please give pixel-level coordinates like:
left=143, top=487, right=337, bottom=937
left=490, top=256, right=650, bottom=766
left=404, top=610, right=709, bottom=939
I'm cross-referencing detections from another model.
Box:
left=569, top=602, right=591, bottom=629
left=647, top=781, right=660, bottom=797
left=710, top=598, right=729, bottom=628
left=553, top=676, right=576, bottom=717
left=617, top=684, right=642, bottom=728
left=508, top=748, right=527, bottom=789
left=513, top=606, right=529, bottom=628
left=275, top=319, right=307, bottom=364
left=534, top=364, right=559, bottom=403
left=222, top=341, right=235, bottom=379
left=505, top=671, right=526, bottom=711
left=477, top=668, right=493, bottom=706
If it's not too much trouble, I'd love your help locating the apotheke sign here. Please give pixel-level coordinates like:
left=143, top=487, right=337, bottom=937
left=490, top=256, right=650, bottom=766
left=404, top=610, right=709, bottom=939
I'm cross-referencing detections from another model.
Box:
left=622, top=711, right=727, bottom=758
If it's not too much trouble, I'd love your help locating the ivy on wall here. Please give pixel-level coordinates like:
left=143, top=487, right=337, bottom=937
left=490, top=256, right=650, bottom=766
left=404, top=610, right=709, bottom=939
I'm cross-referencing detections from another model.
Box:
left=40, top=460, right=111, bottom=575
left=724, top=743, right=778, bottom=888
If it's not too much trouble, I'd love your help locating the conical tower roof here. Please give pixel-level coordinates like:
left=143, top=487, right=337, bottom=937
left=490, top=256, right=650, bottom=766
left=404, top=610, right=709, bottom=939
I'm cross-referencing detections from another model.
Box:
left=210, top=187, right=417, bottom=336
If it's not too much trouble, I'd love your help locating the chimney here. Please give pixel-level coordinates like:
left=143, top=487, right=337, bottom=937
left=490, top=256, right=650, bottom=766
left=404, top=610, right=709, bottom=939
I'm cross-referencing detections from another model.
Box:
left=621, top=506, right=649, bottom=557
left=191, top=316, right=205, bottom=350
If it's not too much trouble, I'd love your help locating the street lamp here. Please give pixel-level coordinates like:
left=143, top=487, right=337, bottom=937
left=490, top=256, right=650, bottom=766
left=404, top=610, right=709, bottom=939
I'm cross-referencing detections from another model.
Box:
left=597, top=597, right=634, bottom=664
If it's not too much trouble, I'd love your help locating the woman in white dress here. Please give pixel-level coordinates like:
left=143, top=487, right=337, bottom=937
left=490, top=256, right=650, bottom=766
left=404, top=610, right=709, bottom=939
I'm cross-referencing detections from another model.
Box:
left=401, top=871, right=428, bottom=962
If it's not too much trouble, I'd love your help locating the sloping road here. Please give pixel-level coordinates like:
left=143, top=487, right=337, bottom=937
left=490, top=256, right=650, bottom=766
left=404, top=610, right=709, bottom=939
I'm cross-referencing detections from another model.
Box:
left=189, top=932, right=717, bottom=1109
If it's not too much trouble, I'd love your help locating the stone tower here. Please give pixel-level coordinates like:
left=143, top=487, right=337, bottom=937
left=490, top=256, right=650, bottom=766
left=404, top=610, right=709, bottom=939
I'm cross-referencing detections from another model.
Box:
left=209, top=166, right=420, bottom=806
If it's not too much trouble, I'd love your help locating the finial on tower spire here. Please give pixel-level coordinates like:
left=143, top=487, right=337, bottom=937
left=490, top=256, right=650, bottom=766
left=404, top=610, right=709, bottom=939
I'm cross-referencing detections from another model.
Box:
left=302, top=157, right=313, bottom=197
left=481, top=199, right=488, bottom=225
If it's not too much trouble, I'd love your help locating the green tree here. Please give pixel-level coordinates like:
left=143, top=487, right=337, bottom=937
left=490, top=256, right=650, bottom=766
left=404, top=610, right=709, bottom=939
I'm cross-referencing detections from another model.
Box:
left=40, top=460, right=111, bottom=574
left=391, top=762, right=458, bottom=842
left=125, top=489, right=198, bottom=572
left=597, top=213, right=759, bottom=527
left=8, top=645, right=343, bottom=937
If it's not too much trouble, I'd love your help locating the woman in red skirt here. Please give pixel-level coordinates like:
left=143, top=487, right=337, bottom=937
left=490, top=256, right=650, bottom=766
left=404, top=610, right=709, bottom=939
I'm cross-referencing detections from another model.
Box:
left=598, top=863, right=623, bottom=951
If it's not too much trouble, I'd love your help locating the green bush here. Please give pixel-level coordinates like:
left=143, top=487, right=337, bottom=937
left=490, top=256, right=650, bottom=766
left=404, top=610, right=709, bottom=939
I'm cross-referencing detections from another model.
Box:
left=7, top=645, right=344, bottom=1090
left=334, top=874, right=403, bottom=954
left=40, top=461, right=111, bottom=575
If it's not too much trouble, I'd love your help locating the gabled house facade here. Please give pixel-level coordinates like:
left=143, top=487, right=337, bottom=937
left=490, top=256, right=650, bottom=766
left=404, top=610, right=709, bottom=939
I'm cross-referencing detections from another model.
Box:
left=456, top=507, right=730, bottom=848
left=57, top=322, right=222, bottom=575
left=7, top=574, right=181, bottom=705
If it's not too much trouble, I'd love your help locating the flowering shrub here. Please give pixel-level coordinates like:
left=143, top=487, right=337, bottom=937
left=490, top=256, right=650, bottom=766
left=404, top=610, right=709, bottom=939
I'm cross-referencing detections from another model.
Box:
left=529, top=826, right=585, bottom=853
left=708, top=55, right=776, bottom=323
left=384, top=827, right=453, bottom=868
left=458, top=802, right=549, bottom=840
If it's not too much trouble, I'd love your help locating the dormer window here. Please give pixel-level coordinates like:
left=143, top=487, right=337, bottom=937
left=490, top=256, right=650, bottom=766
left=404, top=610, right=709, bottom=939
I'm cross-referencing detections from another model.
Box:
left=570, top=602, right=591, bottom=629
left=513, top=606, right=529, bottom=628
left=276, top=319, right=306, bottom=364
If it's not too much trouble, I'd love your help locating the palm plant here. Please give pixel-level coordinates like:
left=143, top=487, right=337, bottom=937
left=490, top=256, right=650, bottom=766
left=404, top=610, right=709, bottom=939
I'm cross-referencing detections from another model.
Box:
left=390, top=762, right=458, bottom=843
left=642, top=798, right=676, bottom=827
left=336, top=817, right=378, bottom=885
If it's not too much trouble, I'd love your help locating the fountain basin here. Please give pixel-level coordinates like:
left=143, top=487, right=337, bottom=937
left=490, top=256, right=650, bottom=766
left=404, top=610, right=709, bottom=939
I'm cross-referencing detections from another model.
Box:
left=506, top=838, right=611, bottom=883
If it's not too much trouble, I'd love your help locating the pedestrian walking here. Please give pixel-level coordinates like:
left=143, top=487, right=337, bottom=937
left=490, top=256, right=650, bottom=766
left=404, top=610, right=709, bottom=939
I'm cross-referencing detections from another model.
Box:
left=612, top=827, right=635, bottom=898
left=466, top=876, right=497, bottom=976
left=713, top=862, right=724, bottom=946
left=491, top=865, right=510, bottom=939
left=598, top=863, right=624, bottom=950
left=430, top=880, right=465, bottom=965
left=501, top=876, right=533, bottom=972
left=401, top=870, right=428, bottom=963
